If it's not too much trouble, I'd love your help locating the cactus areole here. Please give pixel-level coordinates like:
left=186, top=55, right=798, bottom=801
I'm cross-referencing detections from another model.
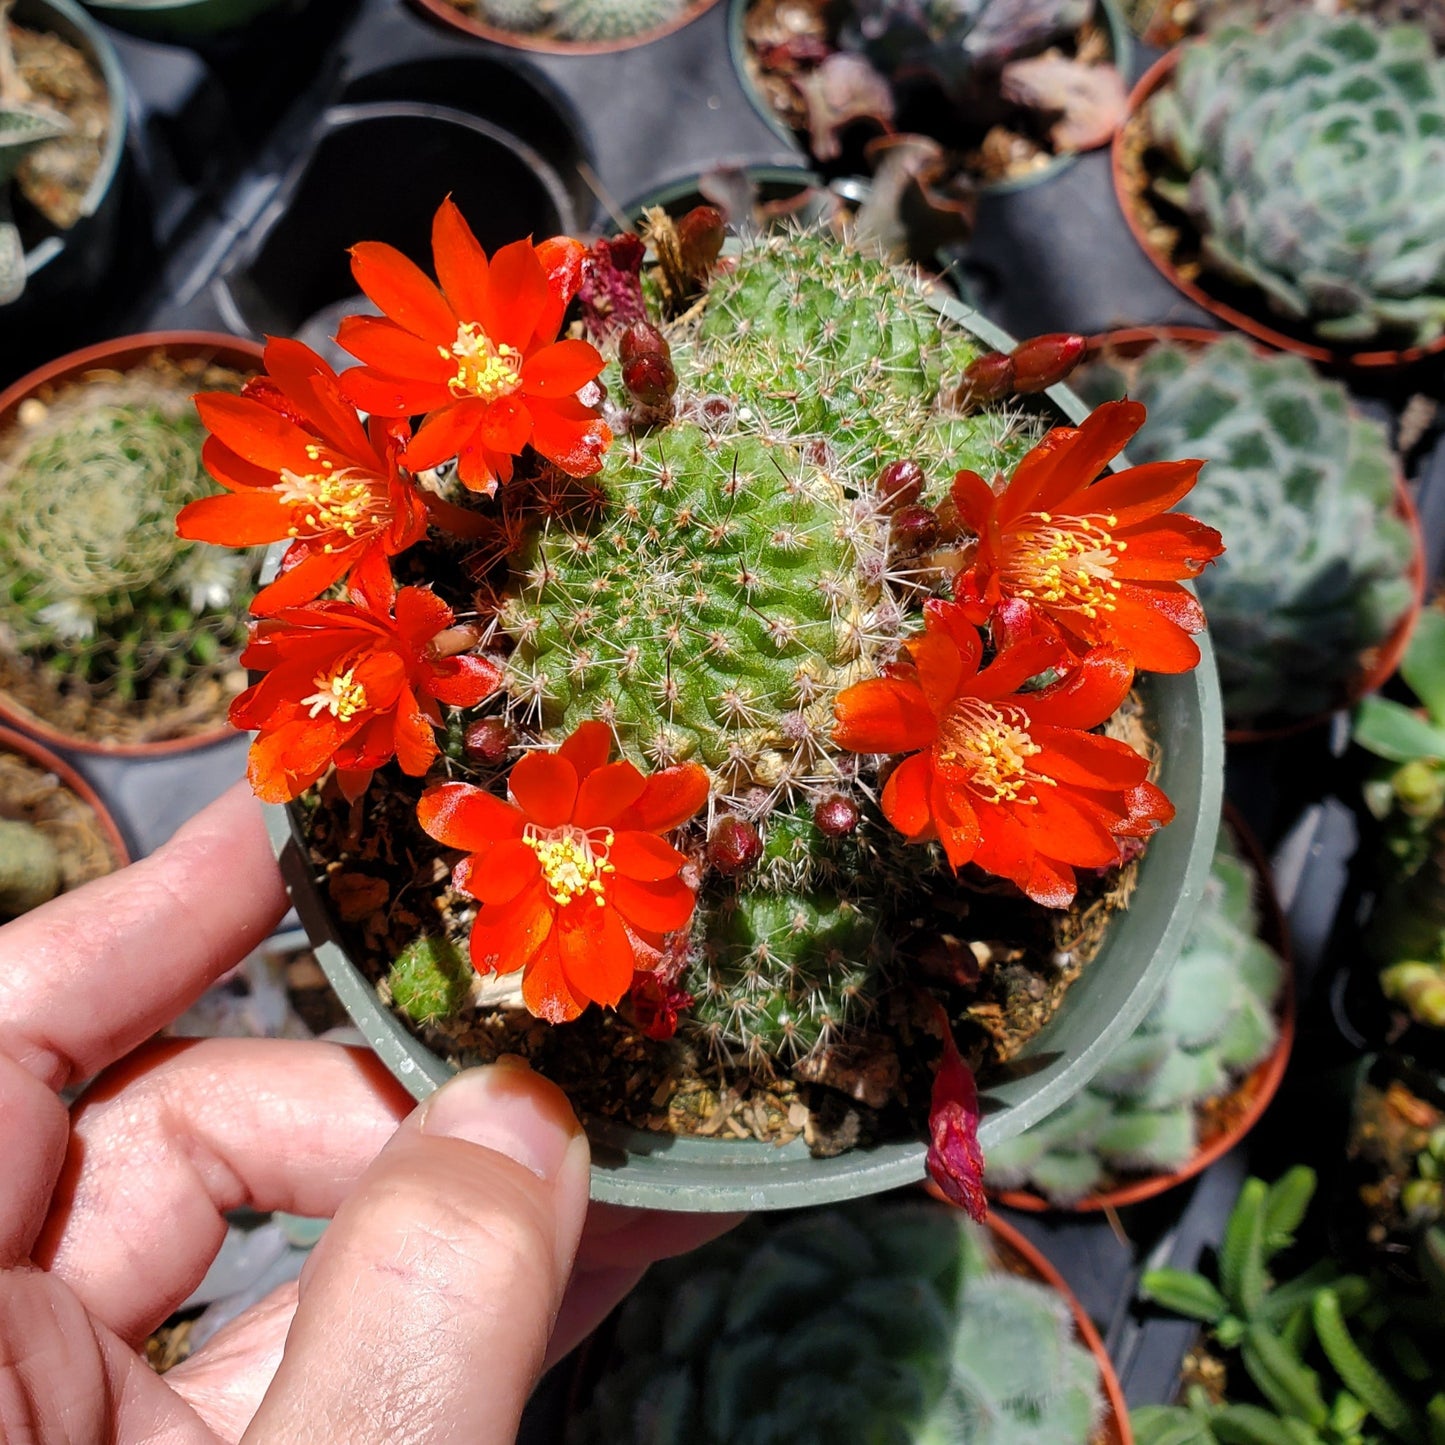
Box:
left=226, top=201, right=1224, bottom=1208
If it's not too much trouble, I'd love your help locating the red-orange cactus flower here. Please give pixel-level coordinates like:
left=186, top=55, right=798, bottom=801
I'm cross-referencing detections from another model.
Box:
left=232, top=576, right=500, bottom=804
left=416, top=722, right=709, bottom=1023
left=951, top=399, right=1223, bottom=673
left=832, top=600, right=1174, bottom=908
left=176, top=338, right=430, bottom=615
left=337, top=199, right=612, bottom=496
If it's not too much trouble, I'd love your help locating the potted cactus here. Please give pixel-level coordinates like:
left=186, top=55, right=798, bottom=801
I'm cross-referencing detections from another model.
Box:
left=410, top=0, right=719, bottom=52
left=739, top=0, right=1130, bottom=192
left=0, top=723, right=127, bottom=917
left=1132, top=0, right=1445, bottom=52
left=1135, top=1167, right=1445, bottom=1445
left=1113, top=12, right=1445, bottom=367
left=186, top=198, right=1224, bottom=1209
left=568, top=1194, right=1131, bottom=1444
left=0, top=333, right=265, bottom=753
left=1073, top=334, right=1422, bottom=737
left=987, top=814, right=1290, bottom=1210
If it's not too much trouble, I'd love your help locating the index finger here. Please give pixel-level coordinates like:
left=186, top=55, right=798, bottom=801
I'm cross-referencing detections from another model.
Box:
left=0, top=781, right=288, bottom=1090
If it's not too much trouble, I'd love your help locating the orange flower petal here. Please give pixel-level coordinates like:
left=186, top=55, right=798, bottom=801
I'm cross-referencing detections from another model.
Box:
left=1023, top=853, right=1077, bottom=909
left=609, top=830, right=686, bottom=882
left=250, top=547, right=354, bottom=616
left=971, top=634, right=1066, bottom=702
left=950, top=469, right=999, bottom=534
left=1102, top=588, right=1203, bottom=674
left=907, top=625, right=965, bottom=719
left=200, top=436, right=281, bottom=494
left=485, top=237, right=551, bottom=349
left=532, top=236, right=586, bottom=347
left=522, top=932, right=587, bottom=1023
left=262, top=337, right=378, bottom=462
left=1022, top=647, right=1135, bottom=730
left=611, top=873, right=696, bottom=934
left=392, top=584, right=453, bottom=647
left=929, top=766, right=981, bottom=870
left=1113, top=514, right=1224, bottom=580
left=1029, top=787, right=1126, bottom=866
left=574, top=760, right=647, bottom=829
left=527, top=396, right=611, bottom=478
left=176, top=491, right=287, bottom=546
left=417, top=782, right=525, bottom=851
left=196, top=393, right=315, bottom=474
left=349, top=240, right=456, bottom=343
left=429, top=655, right=501, bottom=709
left=520, top=338, right=604, bottom=398
left=402, top=399, right=492, bottom=471
left=1006, top=399, right=1144, bottom=522
left=1084, top=458, right=1206, bottom=529
left=510, top=750, right=579, bottom=828
left=335, top=315, right=454, bottom=383
left=465, top=837, right=540, bottom=905
left=833, top=677, right=936, bottom=754
left=246, top=717, right=345, bottom=803
left=478, top=396, right=533, bottom=457
left=471, top=882, right=554, bottom=978
left=390, top=688, right=439, bottom=777
left=619, top=762, right=710, bottom=834
left=557, top=719, right=614, bottom=780
left=431, top=198, right=493, bottom=327
left=341, top=367, right=452, bottom=419
left=558, top=901, right=636, bottom=1009
left=880, top=751, right=935, bottom=840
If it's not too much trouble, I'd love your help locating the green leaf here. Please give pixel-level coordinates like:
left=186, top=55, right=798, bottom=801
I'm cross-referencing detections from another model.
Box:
left=1140, top=1268, right=1231, bottom=1323
left=1312, top=1290, right=1425, bottom=1444
left=1401, top=611, right=1445, bottom=723
left=1353, top=697, right=1445, bottom=764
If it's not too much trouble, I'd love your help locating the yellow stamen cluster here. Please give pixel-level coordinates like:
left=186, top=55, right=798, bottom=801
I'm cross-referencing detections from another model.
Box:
left=938, top=698, right=1046, bottom=805
left=301, top=666, right=368, bottom=723
left=276, top=456, right=387, bottom=549
left=444, top=322, right=523, bottom=402
left=1006, top=511, right=1124, bottom=620
left=524, top=824, right=615, bottom=908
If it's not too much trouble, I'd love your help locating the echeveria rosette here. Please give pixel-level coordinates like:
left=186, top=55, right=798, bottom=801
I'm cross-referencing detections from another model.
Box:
left=833, top=600, right=1174, bottom=908
left=416, top=722, right=710, bottom=1023
left=231, top=575, right=500, bottom=803
left=951, top=399, right=1222, bottom=674
left=337, top=199, right=612, bottom=495
left=177, top=338, right=429, bottom=616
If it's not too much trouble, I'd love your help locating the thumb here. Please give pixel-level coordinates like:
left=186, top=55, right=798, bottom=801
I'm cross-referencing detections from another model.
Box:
left=242, top=1059, right=591, bottom=1445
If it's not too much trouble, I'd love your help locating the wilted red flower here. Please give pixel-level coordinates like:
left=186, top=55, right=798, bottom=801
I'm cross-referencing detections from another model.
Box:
left=951, top=399, right=1223, bottom=673
left=177, top=338, right=429, bottom=615
left=832, top=600, right=1173, bottom=908
left=232, top=576, right=500, bottom=804
left=926, top=999, right=987, bottom=1222
left=416, top=722, right=710, bottom=1023
left=337, top=199, right=611, bottom=495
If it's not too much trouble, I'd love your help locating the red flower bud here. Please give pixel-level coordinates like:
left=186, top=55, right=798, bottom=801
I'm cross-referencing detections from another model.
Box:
left=630, top=973, right=694, bottom=1042
left=708, top=816, right=762, bottom=875
left=1009, top=333, right=1086, bottom=393
left=876, top=458, right=925, bottom=513
left=618, top=320, right=670, bottom=366
left=623, top=354, right=677, bottom=409
left=889, top=504, right=940, bottom=555
left=956, top=351, right=1015, bottom=405
left=462, top=717, right=515, bottom=765
left=813, top=793, right=860, bottom=837
left=675, top=205, right=726, bottom=280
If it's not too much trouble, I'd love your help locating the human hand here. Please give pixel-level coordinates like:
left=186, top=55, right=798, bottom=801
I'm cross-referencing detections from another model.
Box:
left=0, top=781, right=739, bottom=1443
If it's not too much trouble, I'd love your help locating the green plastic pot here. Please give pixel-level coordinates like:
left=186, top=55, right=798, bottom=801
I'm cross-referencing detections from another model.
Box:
left=78, top=0, right=293, bottom=39
left=726, top=0, right=1133, bottom=197
left=262, top=288, right=1224, bottom=1212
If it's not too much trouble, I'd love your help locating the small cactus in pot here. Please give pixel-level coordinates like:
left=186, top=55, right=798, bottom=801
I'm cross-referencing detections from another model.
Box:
left=1139, top=12, right=1445, bottom=352
left=1075, top=336, right=1417, bottom=730
left=186, top=198, right=1222, bottom=1205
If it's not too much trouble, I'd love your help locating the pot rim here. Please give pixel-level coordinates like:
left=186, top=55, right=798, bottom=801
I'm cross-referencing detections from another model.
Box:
left=0, top=330, right=266, bottom=757
left=726, top=0, right=1133, bottom=196
left=262, top=275, right=1224, bottom=1211
left=406, top=0, right=722, bottom=57
left=1076, top=325, right=1427, bottom=743
left=990, top=800, right=1294, bottom=1214
left=1110, top=47, right=1445, bottom=372
left=0, top=722, right=131, bottom=871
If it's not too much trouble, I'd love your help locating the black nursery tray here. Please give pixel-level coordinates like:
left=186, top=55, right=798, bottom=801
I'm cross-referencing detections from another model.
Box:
left=6, top=0, right=1445, bottom=1430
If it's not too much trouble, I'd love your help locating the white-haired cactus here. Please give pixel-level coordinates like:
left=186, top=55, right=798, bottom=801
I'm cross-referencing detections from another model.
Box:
left=1144, top=13, right=1445, bottom=348
left=547, top=0, right=685, bottom=40
left=0, top=816, right=59, bottom=915
left=0, top=365, right=260, bottom=715
left=1075, top=337, right=1414, bottom=725
left=986, top=827, right=1284, bottom=1203
left=567, top=1198, right=1106, bottom=1445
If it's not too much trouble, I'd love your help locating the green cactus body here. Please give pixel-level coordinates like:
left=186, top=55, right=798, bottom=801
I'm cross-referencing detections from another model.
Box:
left=385, top=935, right=472, bottom=1024
left=986, top=828, right=1284, bottom=1203
left=568, top=1199, right=1105, bottom=1445
left=1075, top=338, right=1414, bottom=724
left=474, top=0, right=548, bottom=31
left=0, top=368, right=260, bottom=708
left=547, top=0, right=684, bottom=41
left=0, top=816, right=60, bottom=915
left=1145, top=13, right=1445, bottom=348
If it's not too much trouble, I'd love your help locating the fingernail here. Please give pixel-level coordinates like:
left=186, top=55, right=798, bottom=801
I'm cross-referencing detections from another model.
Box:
left=420, top=1064, right=583, bottom=1182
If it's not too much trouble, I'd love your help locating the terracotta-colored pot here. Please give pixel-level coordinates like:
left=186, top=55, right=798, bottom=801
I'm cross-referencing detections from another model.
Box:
left=0, top=723, right=130, bottom=875
left=990, top=803, right=1294, bottom=1215
left=407, top=0, right=720, bottom=56
left=1077, top=324, right=1426, bottom=744
left=987, top=1213, right=1134, bottom=1445
left=1111, top=49, right=1445, bottom=372
left=0, top=331, right=265, bottom=757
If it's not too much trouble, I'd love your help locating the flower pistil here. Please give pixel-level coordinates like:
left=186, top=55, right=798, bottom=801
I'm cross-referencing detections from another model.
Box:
left=276, top=462, right=388, bottom=544
left=525, top=822, right=616, bottom=908
left=1003, top=511, right=1123, bottom=621
left=443, top=323, right=524, bottom=401
left=937, top=697, right=1047, bottom=805
left=301, top=665, right=368, bottom=722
